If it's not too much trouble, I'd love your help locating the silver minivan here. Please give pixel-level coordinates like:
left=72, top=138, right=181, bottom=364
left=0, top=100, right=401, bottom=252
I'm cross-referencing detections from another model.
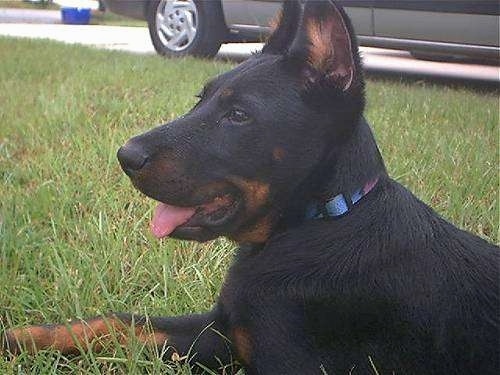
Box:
left=102, top=0, right=500, bottom=61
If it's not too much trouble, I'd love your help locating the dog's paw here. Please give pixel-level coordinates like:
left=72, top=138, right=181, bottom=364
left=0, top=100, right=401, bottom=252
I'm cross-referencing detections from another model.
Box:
left=1, top=326, right=41, bottom=357
left=1, top=328, right=19, bottom=357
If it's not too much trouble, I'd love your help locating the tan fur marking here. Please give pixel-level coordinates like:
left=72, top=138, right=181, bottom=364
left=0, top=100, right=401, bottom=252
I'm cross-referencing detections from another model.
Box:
left=233, top=214, right=273, bottom=244
left=272, top=146, right=286, bottom=162
left=243, top=181, right=269, bottom=214
left=228, top=177, right=270, bottom=215
left=4, top=316, right=168, bottom=355
left=4, top=326, right=52, bottom=353
left=226, top=177, right=272, bottom=244
left=134, top=325, right=169, bottom=348
left=232, top=326, right=252, bottom=365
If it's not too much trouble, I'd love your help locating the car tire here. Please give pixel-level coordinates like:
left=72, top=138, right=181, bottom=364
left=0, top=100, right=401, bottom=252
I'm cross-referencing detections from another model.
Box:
left=147, top=0, right=226, bottom=58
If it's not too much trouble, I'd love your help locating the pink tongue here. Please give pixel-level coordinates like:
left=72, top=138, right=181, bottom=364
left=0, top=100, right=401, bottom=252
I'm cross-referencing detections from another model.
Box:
left=150, top=203, right=196, bottom=239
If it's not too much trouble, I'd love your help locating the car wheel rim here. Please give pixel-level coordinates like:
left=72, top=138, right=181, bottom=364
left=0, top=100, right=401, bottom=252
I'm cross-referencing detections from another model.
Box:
left=155, top=0, right=198, bottom=52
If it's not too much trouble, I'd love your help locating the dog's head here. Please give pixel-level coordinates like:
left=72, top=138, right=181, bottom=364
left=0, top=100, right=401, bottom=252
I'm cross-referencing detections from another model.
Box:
left=118, top=0, right=364, bottom=244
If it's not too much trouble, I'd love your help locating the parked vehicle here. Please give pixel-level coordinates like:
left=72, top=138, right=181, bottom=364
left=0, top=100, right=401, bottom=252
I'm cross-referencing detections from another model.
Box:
left=102, top=0, right=500, bottom=61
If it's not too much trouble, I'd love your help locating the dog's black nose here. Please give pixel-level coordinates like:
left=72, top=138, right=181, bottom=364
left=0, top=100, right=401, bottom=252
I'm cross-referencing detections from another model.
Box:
left=117, top=143, right=149, bottom=175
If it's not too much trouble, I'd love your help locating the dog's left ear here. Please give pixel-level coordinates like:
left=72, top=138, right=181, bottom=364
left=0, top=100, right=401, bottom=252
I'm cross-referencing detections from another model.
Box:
left=288, top=0, right=360, bottom=92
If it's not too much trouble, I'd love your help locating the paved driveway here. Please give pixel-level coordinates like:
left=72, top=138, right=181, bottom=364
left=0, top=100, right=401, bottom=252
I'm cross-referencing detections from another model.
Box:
left=0, top=8, right=61, bottom=23
left=0, top=20, right=498, bottom=84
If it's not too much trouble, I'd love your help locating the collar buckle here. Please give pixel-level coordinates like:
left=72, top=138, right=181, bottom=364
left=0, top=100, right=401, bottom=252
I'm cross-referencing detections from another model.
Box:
left=305, top=176, right=379, bottom=220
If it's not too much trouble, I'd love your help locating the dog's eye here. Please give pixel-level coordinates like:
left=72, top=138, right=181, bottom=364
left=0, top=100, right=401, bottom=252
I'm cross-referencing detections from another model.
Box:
left=227, top=109, right=250, bottom=124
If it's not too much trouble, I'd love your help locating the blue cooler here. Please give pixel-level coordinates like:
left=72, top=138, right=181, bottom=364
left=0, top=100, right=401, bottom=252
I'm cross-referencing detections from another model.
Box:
left=61, top=7, right=91, bottom=25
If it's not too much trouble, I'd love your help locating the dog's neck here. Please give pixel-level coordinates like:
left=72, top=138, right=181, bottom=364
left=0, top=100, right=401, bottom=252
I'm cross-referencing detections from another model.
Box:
left=318, top=116, right=387, bottom=198
left=277, top=117, right=387, bottom=231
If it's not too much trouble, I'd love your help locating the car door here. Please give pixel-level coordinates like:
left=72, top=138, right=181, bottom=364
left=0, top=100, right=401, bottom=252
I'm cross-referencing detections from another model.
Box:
left=222, top=0, right=374, bottom=39
left=372, top=0, right=499, bottom=47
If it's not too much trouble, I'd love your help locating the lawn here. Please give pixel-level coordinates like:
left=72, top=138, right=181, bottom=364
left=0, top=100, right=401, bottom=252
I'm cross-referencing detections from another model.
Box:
left=0, top=1, right=60, bottom=11
left=0, top=37, right=498, bottom=374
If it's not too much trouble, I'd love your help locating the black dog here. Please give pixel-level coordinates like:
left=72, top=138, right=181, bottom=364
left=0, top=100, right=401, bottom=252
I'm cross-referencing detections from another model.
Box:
left=4, top=1, right=499, bottom=374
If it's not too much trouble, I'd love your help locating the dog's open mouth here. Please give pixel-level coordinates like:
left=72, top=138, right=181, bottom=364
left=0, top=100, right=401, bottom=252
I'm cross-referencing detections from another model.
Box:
left=150, top=194, right=240, bottom=239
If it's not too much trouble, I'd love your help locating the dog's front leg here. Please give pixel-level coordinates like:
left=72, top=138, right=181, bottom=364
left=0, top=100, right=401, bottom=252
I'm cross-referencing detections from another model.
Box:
left=2, top=307, right=235, bottom=370
left=233, top=302, right=325, bottom=375
left=243, top=333, right=324, bottom=375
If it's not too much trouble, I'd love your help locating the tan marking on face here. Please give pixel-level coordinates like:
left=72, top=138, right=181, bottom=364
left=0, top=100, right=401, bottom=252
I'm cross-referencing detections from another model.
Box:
left=242, top=181, right=269, bottom=215
left=225, top=177, right=273, bottom=243
left=232, top=326, right=252, bottom=365
left=227, top=177, right=270, bottom=215
left=272, top=146, right=286, bottom=162
left=233, top=214, right=274, bottom=244
left=4, top=316, right=168, bottom=355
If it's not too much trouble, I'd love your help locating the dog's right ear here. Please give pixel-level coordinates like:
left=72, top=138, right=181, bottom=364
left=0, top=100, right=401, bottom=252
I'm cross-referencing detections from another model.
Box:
left=262, top=0, right=302, bottom=55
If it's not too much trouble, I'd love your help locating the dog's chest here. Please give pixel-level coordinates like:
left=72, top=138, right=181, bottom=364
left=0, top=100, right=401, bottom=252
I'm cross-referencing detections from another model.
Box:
left=218, top=248, right=286, bottom=322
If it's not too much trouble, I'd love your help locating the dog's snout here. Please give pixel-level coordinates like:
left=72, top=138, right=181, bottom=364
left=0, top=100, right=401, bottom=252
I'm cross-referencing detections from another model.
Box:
left=117, top=143, right=149, bottom=175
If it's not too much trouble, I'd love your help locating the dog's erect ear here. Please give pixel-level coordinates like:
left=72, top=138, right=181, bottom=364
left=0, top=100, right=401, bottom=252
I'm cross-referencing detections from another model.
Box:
left=262, top=0, right=302, bottom=55
left=288, top=0, right=359, bottom=92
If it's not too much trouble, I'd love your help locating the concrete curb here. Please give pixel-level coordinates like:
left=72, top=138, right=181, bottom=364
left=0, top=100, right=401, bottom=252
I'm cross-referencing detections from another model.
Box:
left=0, top=8, right=61, bottom=24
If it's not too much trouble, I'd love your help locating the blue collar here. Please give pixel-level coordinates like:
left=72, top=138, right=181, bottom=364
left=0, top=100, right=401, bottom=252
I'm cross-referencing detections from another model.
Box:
left=305, top=177, right=379, bottom=220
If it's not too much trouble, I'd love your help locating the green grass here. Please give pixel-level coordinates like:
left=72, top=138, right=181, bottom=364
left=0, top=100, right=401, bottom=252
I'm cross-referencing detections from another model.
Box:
left=0, top=37, right=498, bottom=374
left=0, top=1, right=59, bottom=10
